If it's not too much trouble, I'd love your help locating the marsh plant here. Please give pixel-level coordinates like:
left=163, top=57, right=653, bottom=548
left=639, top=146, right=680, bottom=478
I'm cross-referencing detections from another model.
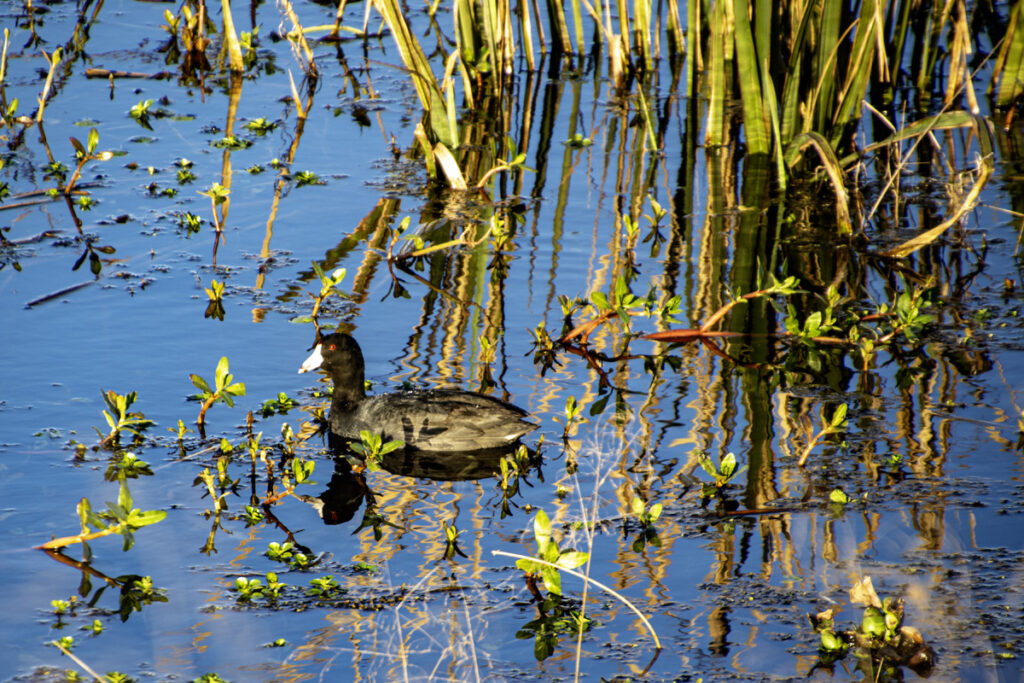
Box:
left=37, top=479, right=166, bottom=552
left=95, top=390, right=155, bottom=449
left=348, top=430, right=404, bottom=472
left=189, top=356, right=246, bottom=435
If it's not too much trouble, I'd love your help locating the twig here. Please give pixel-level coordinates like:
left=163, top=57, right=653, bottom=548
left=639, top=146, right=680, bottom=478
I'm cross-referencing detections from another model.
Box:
left=53, top=640, right=107, bottom=682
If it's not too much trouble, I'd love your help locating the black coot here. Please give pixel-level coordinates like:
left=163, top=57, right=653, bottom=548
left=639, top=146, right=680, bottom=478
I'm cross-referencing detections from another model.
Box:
left=299, top=332, right=537, bottom=452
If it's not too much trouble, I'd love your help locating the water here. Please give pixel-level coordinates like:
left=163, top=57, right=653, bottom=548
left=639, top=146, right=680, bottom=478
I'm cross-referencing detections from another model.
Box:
left=2, top=1, right=1023, bottom=681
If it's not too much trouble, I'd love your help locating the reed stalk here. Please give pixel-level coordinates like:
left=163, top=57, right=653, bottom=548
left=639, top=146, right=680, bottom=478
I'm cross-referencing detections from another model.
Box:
left=992, top=0, right=1024, bottom=107
left=220, top=0, right=244, bottom=72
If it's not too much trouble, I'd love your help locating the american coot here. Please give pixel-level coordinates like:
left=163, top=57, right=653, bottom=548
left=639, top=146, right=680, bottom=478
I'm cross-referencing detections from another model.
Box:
left=299, top=332, right=537, bottom=453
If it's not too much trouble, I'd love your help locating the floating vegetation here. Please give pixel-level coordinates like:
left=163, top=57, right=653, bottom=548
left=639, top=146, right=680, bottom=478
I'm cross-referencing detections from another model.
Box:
left=809, top=577, right=937, bottom=678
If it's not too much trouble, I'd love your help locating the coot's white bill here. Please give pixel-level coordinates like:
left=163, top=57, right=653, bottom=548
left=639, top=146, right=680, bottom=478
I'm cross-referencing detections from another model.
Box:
left=298, top=344, right=324, bottom=373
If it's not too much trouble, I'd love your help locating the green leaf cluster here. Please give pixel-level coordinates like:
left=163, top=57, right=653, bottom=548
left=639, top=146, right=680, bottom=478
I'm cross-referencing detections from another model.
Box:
left=191, top=357, right=246, bottom=408
left=349, top=430, right=403, bottom=472
left=515, top=509, right=588, bottom=596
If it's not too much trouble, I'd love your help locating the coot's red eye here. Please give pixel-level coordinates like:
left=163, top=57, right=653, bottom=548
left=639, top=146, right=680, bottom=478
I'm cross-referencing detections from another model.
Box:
left=328, top=344, right=336, bottom=351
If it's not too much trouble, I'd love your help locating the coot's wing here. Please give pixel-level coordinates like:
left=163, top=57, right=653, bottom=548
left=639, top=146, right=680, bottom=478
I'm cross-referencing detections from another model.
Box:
left=356, top=390, right=536, bottom=452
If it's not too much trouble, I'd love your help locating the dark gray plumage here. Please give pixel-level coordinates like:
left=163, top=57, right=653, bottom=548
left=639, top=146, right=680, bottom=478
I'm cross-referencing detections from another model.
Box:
left=299, top=332, right=536, bottom=452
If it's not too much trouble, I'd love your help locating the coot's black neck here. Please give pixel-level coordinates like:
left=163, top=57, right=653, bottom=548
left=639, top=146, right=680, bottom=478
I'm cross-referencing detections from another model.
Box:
left=328, top=358, right=365, bottom=411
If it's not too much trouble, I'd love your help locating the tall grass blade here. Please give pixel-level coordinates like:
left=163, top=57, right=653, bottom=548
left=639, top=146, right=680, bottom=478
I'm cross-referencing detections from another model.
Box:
left=779, top=1, right=813, bottom=146
left=633, top=0, right=652, bottom=71
left=812, top=0, right=841, bottom=134
left=571, top=0, right=585, bottom=57
left=732, top=0, right=769, bottom=155
left=665, top=0, right=684, bottom=59
left=832, top=0, right=883, bottom=142
left=704, top=0, right=728, bottom=147
left=993, top=0, right=1024, bottom=107
left=518, top=0, right=536, bottom=69
left=372, top=0, right=454, bottom=147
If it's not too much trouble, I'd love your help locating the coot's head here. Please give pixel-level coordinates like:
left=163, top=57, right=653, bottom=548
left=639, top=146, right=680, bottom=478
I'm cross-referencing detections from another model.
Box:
left=298, top=333, right=366, bottom=400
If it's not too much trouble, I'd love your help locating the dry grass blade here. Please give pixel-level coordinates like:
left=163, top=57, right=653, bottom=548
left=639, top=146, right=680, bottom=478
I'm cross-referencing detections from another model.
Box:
left=53, top=640, right=106, bottom=682
left=880, top=117, right=995, bottom=258
left=278, top=0, right=318, bottom=77
left=783, top=132, right=851, bottom=233
left=35, top=47, right=62, bottom=124
left=433, top=142, right=468, bottom=189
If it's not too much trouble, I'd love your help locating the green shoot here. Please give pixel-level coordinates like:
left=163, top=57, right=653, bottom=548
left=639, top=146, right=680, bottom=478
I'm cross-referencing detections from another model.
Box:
left=515, top=509, right=589, bottom=596
left=204, top=279, right=225, bottom=321
left=349, top=430, right=404, bottom=472
left=95, top=390, right=155, bottom=449
left=37, top=480, right=166, bottom=551
left=443, top=522, right=466, bottom=560
left=698, top=451, right=747, bottom=494
left=190, top=356, right=246, bottom=434
left=797, top=403, right=848, bottom=467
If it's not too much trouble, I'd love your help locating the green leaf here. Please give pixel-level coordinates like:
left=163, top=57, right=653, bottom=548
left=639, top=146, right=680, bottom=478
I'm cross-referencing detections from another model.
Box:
left=721, top=452, right=737, bottom=479
left=647, top=503, right=663, bottom=522
left=631, top=497, right=644, bottom=517
left=831, top=403, right=848, bottom=429
left=127, top=509, right=167, bottom=527
left=312, top=261, right=327, bottom=285
left=516, top=558, right=541, bottom=573
left=117, top=481, right=132, bottom=511
left=69, top=136, right=86, bottom=157
left=380, top=440, right=404, bottom=455
left=698, top=455, right=718, bottom=478
left=556, top=550, right=588, bottom=570
left=805, top=311, right=822, bottom=336
left=214, top=356, right=230, bottom=387
left=541, top=567, right=561, bottom=595
left=533, top=509, right=551, bottom=552
left=829, top=488, right=850, bottom=504
left=190, top=374, right=212, bottom=395
left=820, top=629, right=844, bottom=651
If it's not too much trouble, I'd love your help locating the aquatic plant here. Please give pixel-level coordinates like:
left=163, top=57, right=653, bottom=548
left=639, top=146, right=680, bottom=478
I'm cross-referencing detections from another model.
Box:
left=190, top=356, right=246, bottom=436
left=697, top=451, right=747, bottom=496
left=514, top=508, right=588, bottom=597
left=301, top=264, right=346, bottom=327
left=628, top=496, right=662, bottom=552
left=809, top=577, right=935, bottom=677
left=258, top=392, right=298, bottom=418
left=797, top=403, right=849, bottom=467
left=203, top=278, right=225, bottom=320
left=95, top=390, right=155, bottom=449
left=197, top=183, right=230, bottom=265
left=442, top=522, right=466, bottom=560
left=37, top=480, right=166, bottom=552
left=349, top=430, right=404, bottom=472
